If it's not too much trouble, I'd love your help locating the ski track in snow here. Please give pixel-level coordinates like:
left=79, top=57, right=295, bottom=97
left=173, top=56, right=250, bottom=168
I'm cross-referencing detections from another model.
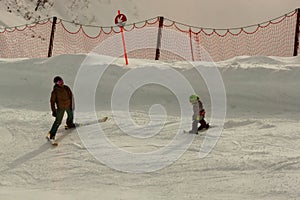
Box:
left=0, top=55, right=300, bottom=199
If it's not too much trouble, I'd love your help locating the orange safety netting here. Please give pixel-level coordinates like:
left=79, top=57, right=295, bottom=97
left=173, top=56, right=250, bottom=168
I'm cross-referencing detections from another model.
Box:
left=162, top=10, right=298, bottom=61
left=0, top=9, right=299, bottom=62
left=0, top=19, right=52, bottom=58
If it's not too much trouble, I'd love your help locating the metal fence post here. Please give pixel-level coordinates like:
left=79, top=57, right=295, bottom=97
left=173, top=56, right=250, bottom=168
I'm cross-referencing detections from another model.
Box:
left=48, top=16, right=57, bottom=57
left=293, top=8, right=300, bottom=56
left=155, top=16, right=164, bottom=60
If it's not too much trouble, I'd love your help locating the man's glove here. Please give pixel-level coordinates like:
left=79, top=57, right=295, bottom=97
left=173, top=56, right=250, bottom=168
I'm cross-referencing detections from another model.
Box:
left=52, top=110, right=57, bottom=117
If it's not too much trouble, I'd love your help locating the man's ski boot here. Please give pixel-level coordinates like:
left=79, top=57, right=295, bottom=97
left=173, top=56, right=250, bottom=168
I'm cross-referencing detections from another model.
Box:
left=46, top=132, right=58, bottom=146
left=65, top=123, right=76, bottom=130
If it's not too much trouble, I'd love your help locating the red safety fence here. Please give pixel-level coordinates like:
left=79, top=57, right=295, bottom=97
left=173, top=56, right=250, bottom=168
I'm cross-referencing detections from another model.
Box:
left=0, top=20, right=52, bottom=58
left=0, top=9, right=299, bottom=62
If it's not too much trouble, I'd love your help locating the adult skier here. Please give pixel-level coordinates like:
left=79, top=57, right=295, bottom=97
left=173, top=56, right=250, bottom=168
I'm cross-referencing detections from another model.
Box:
left=47, top=76, right=75, bottom=143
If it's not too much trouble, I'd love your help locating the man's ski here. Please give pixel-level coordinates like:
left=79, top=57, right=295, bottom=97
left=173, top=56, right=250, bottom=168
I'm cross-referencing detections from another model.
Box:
left=65, top=116, right=108, bottom=130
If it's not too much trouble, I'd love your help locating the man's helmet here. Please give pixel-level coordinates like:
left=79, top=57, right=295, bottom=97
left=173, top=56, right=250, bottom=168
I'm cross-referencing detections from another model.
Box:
left=53, top=76, right=63, bottom=84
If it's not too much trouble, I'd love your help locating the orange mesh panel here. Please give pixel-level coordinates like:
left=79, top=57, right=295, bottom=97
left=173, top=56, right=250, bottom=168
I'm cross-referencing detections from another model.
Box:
left=52, top=18, right=160, bottom=60
left=124, top=18, right=159, bottom=60
left=190, top=10, right=298, bottom=61
left=160, top=21, right=194, bottom=61
left=52, top=20, right=118, bottom=57
left=0, top=19, right=52, bottom=58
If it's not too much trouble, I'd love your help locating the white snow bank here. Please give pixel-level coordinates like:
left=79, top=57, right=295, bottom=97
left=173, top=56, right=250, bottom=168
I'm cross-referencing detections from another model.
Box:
left=0, top=54, right=299, bottom=117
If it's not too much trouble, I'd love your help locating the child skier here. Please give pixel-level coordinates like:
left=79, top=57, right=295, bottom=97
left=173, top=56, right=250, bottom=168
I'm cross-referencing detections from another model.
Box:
left=47, top=76, right=75, bottom=143
left=189, top=94, right=209, bottom=134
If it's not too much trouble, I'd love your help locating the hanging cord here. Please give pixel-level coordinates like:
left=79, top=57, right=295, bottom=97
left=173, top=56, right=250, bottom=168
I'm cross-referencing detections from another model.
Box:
left=164, top=9, right=297, bottom=31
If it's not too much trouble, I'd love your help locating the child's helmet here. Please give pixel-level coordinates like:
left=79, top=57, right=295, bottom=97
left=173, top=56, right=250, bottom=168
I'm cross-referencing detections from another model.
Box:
left=189, top=94, right=199, bottom=103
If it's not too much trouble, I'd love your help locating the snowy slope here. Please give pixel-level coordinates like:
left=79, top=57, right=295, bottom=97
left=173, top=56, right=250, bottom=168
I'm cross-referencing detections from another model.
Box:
left=0, top=54, right=300, bottom=199
left=1, top=1, right=300, bottom=199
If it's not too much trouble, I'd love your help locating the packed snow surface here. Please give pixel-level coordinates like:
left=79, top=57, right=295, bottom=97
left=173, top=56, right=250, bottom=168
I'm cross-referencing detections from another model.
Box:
left=0, top=54, right=300, bottom=199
